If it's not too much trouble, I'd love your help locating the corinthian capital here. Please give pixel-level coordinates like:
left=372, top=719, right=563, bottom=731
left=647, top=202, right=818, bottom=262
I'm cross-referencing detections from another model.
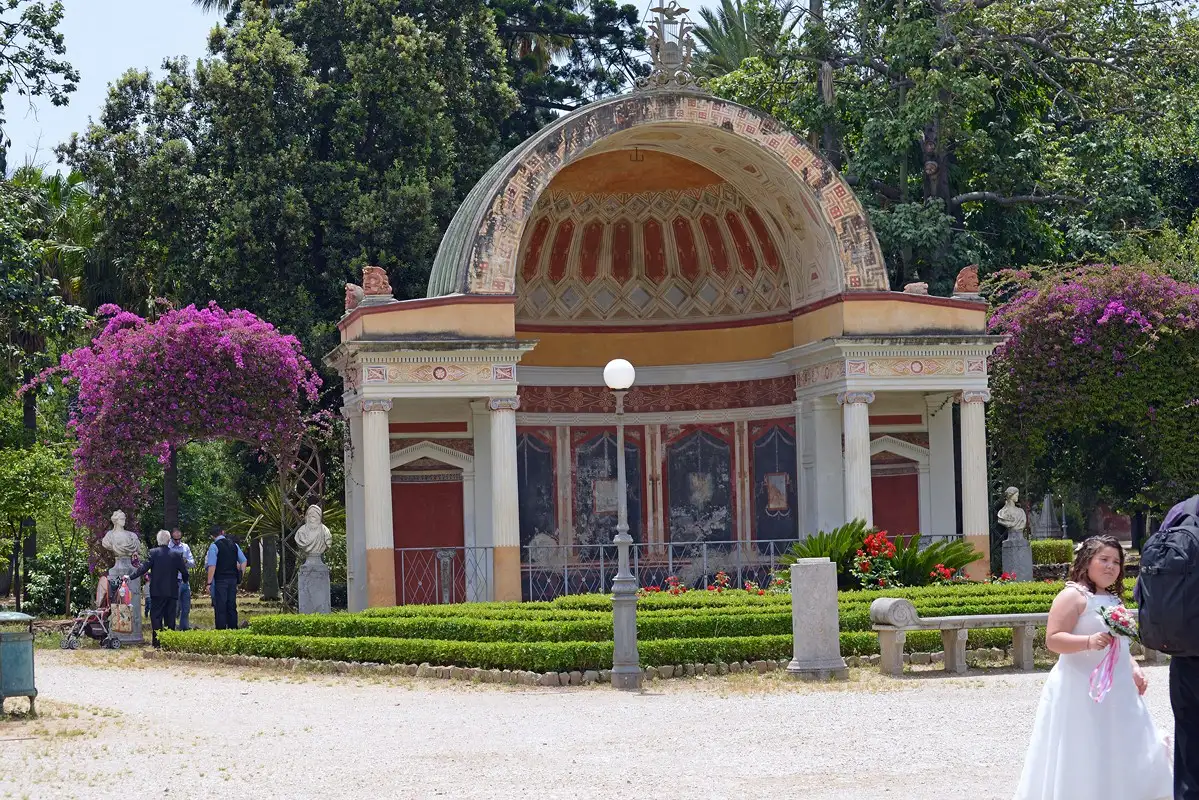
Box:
left=360, top=398, right=393, bottom=414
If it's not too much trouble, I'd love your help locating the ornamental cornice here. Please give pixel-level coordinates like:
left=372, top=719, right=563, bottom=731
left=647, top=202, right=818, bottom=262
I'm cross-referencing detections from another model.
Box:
left=361, top=361, right=517, bottom=386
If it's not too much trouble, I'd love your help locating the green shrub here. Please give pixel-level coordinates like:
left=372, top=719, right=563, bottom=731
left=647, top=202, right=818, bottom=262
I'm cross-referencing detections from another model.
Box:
left=890, top=537, right=984, bottom=587
left=160, top=630, right=795, bottom=671
left=1031, top=539, right=1075, bottom=565
left=25, top=542, right=91, bottom=616
left=251, top=611, right=795, bottom=642
left=779, top=519, right=872, bottom=590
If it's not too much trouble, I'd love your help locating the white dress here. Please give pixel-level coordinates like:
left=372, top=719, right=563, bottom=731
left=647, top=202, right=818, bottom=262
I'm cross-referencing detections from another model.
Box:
left=1014, top=583, right=1173, bottom=800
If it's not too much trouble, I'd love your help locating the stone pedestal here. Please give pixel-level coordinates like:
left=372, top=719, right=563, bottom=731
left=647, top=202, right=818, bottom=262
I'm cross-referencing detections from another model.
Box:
left=1002, top=536, right=1034, bottom=582
left=786, top=558, right=849, bottom=681
left=299, top=558, right=332, bottom=615
left=108, top=557, right=143, bottom=645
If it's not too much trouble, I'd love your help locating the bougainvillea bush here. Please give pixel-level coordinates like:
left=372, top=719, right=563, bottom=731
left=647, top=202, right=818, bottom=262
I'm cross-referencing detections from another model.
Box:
left=34, top=303, right=320, bottom=553
left=986, top=265, right=1199, bottom=509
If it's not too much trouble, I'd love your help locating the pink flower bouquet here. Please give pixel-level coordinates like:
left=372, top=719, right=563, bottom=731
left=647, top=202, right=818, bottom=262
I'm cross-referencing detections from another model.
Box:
left=1089, top=604, right=1139, bottom=703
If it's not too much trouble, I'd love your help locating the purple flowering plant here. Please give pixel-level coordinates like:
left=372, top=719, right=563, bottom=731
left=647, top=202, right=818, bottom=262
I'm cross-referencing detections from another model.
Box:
left=986, top=264, right=1199, bottom=504
left=27, top=303, right=321, bottom=554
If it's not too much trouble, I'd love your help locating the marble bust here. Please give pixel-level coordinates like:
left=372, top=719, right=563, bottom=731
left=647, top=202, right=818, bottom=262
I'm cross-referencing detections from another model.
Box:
left=101, top=510, right=141, bottom=558
left=294, top=505, right=332, bottom=561
left=997, top=487, right=1028, bottom=540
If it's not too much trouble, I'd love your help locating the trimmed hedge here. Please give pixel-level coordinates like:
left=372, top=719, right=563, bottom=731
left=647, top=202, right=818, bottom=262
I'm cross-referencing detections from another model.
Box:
left=1031, top=539, right=1076, bottom=565
left=160, top=629, right=793, bottom=671
left=251, top=612, right=795, bottom=642
left=160, top=626, right=1025, bottom=665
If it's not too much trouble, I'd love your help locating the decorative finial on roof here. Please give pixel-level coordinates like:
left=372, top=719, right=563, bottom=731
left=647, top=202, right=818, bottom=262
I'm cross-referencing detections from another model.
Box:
left=637, top=2, right=699, bottom=91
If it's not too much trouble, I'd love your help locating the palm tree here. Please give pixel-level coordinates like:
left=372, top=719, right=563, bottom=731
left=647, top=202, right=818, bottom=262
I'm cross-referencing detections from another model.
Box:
left=8, top=166, right=97, bottom=307
left=692, top=0, right=803, bottom=78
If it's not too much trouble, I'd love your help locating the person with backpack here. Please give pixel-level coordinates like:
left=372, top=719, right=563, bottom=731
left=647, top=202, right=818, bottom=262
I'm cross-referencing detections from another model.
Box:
left=1137, top=494, right=1199, bottom=799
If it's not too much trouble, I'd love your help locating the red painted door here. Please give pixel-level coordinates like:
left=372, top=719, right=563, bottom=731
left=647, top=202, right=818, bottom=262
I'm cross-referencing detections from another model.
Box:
left=392, top=480, right=466, bottom=604
left=871, top=473, right=920, bottom=540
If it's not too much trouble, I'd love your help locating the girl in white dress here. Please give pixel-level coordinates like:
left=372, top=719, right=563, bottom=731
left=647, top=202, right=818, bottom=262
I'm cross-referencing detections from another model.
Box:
left=1015, top=535, right=1173, bottom=800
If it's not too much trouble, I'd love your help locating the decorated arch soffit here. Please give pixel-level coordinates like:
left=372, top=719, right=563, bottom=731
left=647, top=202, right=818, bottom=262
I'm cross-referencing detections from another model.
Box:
left=427, top=92, right=889, bottom=306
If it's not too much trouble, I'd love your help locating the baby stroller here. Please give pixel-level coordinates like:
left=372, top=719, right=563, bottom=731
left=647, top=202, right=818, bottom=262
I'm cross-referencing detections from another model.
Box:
left=61, top=575, right=123, bottom=650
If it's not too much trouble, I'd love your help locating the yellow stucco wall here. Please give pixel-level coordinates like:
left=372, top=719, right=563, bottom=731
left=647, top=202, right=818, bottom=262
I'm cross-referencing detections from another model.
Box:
left=341, top=300, right=514, bottom=342
left=517, top=320, right=794, bottom=366
left=342, top=295, right=987, bottom=363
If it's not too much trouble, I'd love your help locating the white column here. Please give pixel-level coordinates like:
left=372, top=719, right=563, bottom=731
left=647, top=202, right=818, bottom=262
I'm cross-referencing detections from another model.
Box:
left=925, top=393, right=957, bottom=541
left=807, top=396, right=845, bottom=533
left=342, top=403, right=368, bottom=612
left=839, top=391, right=875, bottom=527
left=470, top=401, right=494, bottom=599
left=489, top=397, right=522, bottom=601
left=361, top=398, right=395, bottom=607
left=960, top=389, right=991, bottom=579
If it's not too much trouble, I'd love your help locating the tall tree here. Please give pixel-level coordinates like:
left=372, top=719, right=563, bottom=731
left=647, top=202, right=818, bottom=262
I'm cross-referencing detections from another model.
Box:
left=63, top=1, right=517, bottom=365
left=489, top=0, right=646, bottom=143
left=707, top=0, right=1199, bottom=292
left=0, top=0, right=79, bottom=173
left=692, top=0, right=802, bottom=77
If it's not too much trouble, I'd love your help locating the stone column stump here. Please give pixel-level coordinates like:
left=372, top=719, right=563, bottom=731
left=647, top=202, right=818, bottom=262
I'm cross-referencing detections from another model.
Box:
left=786, top=557, right=849, bottom=680
left=299, top=557, right=332, bottom=615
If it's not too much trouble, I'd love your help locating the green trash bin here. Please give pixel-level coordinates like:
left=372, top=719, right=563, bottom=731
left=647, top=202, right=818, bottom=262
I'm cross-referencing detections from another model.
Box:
left=0, top=611, right=36, bottom=716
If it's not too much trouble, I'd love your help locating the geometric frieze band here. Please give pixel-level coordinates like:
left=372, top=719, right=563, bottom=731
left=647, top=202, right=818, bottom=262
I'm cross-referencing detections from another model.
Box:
left=363, top=363, right=517, bottom=385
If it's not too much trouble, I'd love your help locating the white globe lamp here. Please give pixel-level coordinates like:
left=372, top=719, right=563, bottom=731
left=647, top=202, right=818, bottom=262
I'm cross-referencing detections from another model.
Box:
left=603, top=358, right=636, bottom=391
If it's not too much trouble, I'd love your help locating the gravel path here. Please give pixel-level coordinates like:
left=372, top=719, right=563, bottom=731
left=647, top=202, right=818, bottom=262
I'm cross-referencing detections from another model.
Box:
left=0, top=651, right=1176, bottom=800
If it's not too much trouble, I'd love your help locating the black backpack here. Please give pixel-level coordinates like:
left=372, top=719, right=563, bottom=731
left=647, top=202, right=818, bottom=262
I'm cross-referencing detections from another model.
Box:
left=1138, top=513, right=1199, bottom=657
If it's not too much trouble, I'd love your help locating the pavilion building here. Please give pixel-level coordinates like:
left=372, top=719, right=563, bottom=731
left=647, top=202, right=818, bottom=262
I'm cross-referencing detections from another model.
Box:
left=327, top=87, right=1000, bottom=611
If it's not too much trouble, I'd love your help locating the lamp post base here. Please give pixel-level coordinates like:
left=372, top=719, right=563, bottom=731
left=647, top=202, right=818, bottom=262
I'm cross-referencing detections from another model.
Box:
left=610, top=666, right=643, bottom=691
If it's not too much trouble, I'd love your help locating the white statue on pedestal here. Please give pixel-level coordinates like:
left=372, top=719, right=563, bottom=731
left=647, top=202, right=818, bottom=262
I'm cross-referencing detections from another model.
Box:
left=294, top=505, right=332, bottom=562
left=101, top=510, right=141, bottom=558
left=997, top=487, right=1029, bottom=540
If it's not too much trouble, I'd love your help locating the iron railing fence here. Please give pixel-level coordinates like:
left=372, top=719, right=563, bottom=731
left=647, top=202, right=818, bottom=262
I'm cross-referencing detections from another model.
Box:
left=392, top=533, right=963, bottom=604
left=393, top=546, right=494, bottom=605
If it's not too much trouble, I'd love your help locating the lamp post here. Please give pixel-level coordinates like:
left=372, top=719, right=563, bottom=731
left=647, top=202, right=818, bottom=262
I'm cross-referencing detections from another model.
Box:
left=604, top=358, right=641, bottom=691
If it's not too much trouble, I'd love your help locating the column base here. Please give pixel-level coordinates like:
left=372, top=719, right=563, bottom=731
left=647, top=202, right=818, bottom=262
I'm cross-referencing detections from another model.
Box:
left=493, top=545, right=521, bottom=602
left=610, top=666, right=643, bottom=691
left=786, top=658, right=849, bottom=681
left=963, top=535, right=991, bottom=581
left=365, top=547, right=397, bottom=607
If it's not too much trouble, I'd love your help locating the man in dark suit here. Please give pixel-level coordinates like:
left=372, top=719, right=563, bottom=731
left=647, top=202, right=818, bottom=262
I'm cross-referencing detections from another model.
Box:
left=127, top=529, right=190, bottom=647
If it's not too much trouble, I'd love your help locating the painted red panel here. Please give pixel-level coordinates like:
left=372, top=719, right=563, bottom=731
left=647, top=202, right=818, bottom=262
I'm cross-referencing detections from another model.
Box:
left=521, top=217, right=551, bottom=281
left=579, top=221, right=604, bottom=284
left=672, top=217, right=700, bottom=281
left=547, top=219, right=576, bottom=282
left=871, top=473, right=920, bottom=538
left=612, top=219, right=634, bottom=283
left=389, top=422, right=469, bottom=434
left=643, top=218, right=667, bottom=283
left=699, top=214, right=731, bottom=277
left=725, top=212, right=758, bottom=275
left=870, top=415, right=923, bottom=426
left=392, top=480, right=466, bottom=604
left=744, top=205, right=782, bottom=272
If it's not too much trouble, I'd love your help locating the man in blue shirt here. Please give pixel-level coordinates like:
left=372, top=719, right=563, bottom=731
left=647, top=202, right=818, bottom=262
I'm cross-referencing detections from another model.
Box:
left=205, top=525, right=247, bottom=630
left=169, top=528, right=196, bottom=630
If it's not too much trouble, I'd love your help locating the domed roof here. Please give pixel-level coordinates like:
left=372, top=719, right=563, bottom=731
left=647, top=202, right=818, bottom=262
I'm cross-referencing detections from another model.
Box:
left=517, top=151, right=791, bottom=324
left=427, top=91, right=888, bottom=323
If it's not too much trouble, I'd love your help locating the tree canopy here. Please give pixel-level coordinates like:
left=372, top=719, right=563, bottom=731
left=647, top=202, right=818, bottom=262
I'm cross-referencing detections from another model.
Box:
left=986, top=265, right=1199, bottom=512
left=700, top=0, right=1199, bottom=293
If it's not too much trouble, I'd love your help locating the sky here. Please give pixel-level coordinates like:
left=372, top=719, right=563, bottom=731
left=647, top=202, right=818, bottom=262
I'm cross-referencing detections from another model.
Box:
left=3, top=0, right=719, bottom=174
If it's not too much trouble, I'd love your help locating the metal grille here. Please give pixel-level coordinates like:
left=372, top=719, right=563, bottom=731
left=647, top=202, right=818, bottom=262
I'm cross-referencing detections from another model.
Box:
left=394, top=546, right=494, bottom=605
left=521, top=539, right=802, bottom=602
left=278, top=437, right=325, bottom=610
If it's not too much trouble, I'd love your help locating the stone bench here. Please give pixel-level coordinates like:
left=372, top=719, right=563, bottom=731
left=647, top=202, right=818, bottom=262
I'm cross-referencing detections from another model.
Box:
left=867, top=597, right=1166, bottom=677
